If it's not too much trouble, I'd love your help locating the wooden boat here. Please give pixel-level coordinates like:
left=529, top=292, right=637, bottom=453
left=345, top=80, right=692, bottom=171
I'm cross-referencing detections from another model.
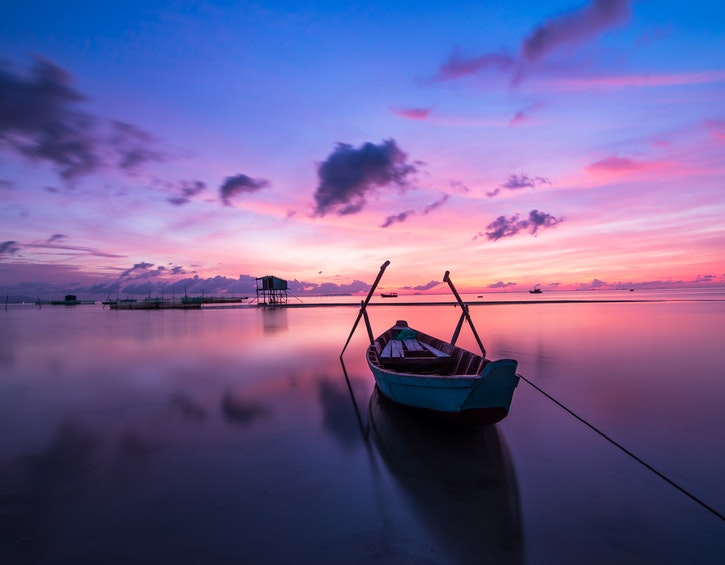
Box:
left=529, top=285, right=542, bottom=294
left=342, top=261, right=519, bottom=425
left=380, top=292, right=398, bottom=298
left=367, top=321, right=518, bottom=424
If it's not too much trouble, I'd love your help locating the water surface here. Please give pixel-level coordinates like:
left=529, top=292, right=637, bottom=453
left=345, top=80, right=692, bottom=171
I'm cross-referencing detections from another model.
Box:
left=1, top=291, right=723, bottom=563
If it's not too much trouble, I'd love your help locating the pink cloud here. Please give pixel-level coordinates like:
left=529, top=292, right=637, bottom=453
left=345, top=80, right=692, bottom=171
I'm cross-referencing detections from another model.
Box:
left=508, top=111, right=527, bottom=127
left=508, top=102, right=543, bottom=127
left=540, top=70, right=725, bottom=92
left=705, top=119, right=725, bottom=141
left=392, top=106, right=433, bottom=120
left=585, top=155, right=665, bottom=175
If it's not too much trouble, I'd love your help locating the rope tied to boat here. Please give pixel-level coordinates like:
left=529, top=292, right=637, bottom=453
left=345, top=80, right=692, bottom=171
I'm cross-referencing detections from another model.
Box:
left=519, top=374, right=725, bottom=523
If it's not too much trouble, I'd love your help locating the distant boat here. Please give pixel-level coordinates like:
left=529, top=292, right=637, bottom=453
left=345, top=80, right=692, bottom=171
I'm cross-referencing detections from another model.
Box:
left=529, top=285, right=542, bottom=294
left=49, top=294, right=95, bottom=306
left=380, top=292, right=398, bottom=298
left=342, top=261, right=519, bottom=425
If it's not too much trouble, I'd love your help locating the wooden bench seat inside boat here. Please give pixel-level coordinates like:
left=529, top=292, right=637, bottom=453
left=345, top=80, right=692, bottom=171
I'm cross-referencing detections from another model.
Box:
left=380, top=339, right=449, bottom=359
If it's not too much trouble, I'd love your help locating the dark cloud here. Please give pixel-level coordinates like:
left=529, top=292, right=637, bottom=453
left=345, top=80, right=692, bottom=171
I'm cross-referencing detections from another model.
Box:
left=435, top=0, right=630, bottom=82
left=487, top=281, right=517, bottom=289
left=120, top=262, right=155, bottom=278
left=449, top=180, right=470, bottom=193
left=0, top=58, right=99, bottom=180
left=522, top=0, right=630, bottom=62
left=0, top=240, right=21, bottom=255
left=478, top=209, right=563, bottom=241
left=403, top=280, right=442, bottom=292
left=436, top=49, right=516, bottom=81
left=24, top=240, right=123, bottom=258
left=167, top=180, right=206, bottom=206
left=487, top=174, right=551, bottom=197
left=109, top=121, right=166, bottom=173
left=0, top=57, right=166, bottom=182
left=313, top=139, right=418, bottom=216
left=380, top=194, right=448, bottom=228
left=220, top=174, right=269, bottom=206
left=421, top=194, right=449, bottom=215
left=381, top=210, right=414, bottom=228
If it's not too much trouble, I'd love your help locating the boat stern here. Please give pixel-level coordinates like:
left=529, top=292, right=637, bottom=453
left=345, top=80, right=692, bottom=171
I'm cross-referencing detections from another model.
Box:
left=461, top=359, right=519, bottom=412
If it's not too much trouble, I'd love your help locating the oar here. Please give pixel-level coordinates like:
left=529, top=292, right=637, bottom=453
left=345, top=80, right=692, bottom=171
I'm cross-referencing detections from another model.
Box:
left=443, top=270, right=486, bottom=357
left=340, top=260, right=390, bottom=358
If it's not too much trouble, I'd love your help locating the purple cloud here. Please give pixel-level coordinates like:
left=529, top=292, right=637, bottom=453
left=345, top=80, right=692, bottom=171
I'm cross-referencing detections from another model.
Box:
left=380, top=194, right=449, bottom=228
left=168, top=180, right=206, bottom=205
left=488, top=281, right=517, bottom=289
left=24, top=239, right=123, bottom=258
left=478, top=209, right=563, bottom=241
left=381, top=210, right=414, bottom=228
left=0, top=58, right=99, bottom=180
left=421, top=194, right=449, bottom=215
left=487, top=174, right=551, bottom=197
left=0, top=57, right=167, bottom=182
left=403, top=280, right=443, bottom=291
left=120, top=262, right=155, bottom=278
left=436, top=49, right=516, bottom=81
left=313, top=139, right=418, bottom=216
left=220, top=174, right=270, bottom=206
left=0, top=241, right=21, bottom=255
left=522, top=0, right=630, bottom=62
left=503, top=174, right=551, bottom=190
left=434, top=0, right=630, bottom=82
left=109, top=121, right=167, bottom=173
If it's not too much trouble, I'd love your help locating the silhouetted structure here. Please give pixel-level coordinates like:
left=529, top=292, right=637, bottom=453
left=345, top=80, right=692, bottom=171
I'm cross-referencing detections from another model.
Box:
left=256, top=276, right=288, bottom=305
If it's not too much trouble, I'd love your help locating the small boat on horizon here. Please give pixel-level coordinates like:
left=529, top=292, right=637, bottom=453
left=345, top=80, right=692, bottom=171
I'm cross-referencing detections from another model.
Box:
left=342, top=261, right=519, bottom=425
left=380, top=292, right=398, bottom=298
left=529, top=285, right=542, bottom=294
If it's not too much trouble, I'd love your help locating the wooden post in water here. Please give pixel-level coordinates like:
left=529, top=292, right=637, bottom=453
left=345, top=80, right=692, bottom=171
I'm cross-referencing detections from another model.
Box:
left=443, top=270, right=486, bottom=357
left=340, top=260, right=390, bottom=358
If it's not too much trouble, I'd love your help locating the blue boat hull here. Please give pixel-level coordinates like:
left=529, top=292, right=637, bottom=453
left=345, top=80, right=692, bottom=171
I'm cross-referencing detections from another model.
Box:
left=366, top=323, right=519, bottom=425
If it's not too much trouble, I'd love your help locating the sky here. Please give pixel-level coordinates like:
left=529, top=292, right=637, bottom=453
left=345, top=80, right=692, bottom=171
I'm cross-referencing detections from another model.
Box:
left=1, top=0, right=724, bottom=297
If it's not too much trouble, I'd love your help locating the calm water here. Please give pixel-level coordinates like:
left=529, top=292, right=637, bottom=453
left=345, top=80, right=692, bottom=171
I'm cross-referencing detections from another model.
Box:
left=1, top=290, right=724, bottom=563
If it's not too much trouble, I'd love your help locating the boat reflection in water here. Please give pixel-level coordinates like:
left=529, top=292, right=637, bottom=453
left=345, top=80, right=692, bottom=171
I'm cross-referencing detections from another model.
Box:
left=368, top=386, right=524, bottom=564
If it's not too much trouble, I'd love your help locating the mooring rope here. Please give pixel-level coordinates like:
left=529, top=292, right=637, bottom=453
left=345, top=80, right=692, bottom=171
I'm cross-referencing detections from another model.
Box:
left=519, top=374, right=725, bottom=522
